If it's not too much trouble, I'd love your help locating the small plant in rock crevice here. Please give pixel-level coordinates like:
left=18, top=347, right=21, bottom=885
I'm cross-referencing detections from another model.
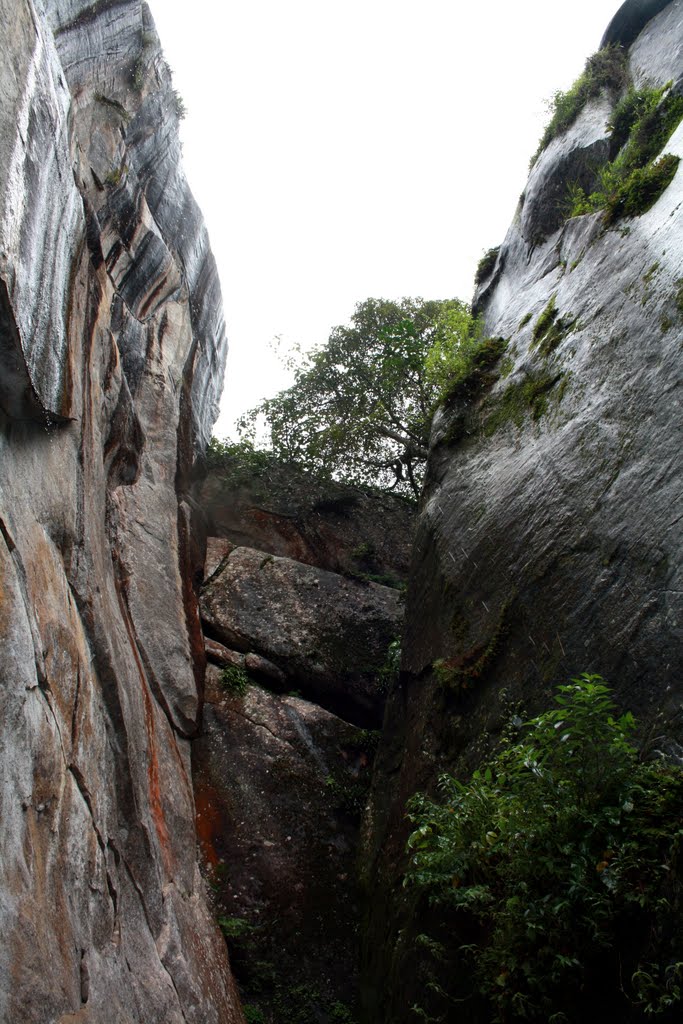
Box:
left=531, top=295, right=577, bottom=358
left=220, top=664, right=249, bottom=697
left=474, top=247, right=500, bottom=286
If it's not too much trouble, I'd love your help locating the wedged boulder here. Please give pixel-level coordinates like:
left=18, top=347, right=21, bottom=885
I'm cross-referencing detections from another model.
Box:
left=200, top=457, right=416, bottom=583
left=194, top=666, right=376, bottom=1022
left=200, top=546, right=403, bottom=725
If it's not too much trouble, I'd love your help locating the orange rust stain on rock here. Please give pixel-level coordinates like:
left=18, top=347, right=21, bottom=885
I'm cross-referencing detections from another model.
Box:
left=140, top=676, right=173, bottom=876
left=113, top=564, right=174, bottom=876
left=194, top=777, right=223, bottom=868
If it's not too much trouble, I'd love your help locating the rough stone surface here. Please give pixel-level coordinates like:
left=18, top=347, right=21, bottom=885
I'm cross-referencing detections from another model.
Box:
left=362, top=10, right=683, bottom=1022
left=194, top=665, right=374, bottom=1022
left=0, top=2, right=240, bottom=1022
left=200, top=457, right=416, bottom=583
left=201, top=545, right=403, bottom=725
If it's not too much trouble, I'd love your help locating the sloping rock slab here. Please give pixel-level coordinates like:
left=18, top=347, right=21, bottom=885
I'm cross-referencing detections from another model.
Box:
left=194, top=667, right=375, bottom=1022
left=200, top=546, right=403, bottom=725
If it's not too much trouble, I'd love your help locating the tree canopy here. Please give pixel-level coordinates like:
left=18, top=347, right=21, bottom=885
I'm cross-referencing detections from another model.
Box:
left=238, top=297, right=482, bottom=498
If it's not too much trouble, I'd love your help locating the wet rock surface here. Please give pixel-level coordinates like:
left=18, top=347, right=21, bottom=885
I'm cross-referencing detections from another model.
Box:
left=0, top=2, right=240, bottom=1021
left=362, top=7, right=683, bottom=1021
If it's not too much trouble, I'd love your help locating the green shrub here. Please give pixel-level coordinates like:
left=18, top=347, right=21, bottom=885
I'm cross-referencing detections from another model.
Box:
left=220, top=664, right=249, bottom=696
left=405, top=676, right=683, bottom=1022
left=243, top=1007, right=266, bottom=1024
left=603, top=154, right=680, bottom=222
left=567, top=84, right=683, bottom=223
left=474, top=247, right=500, bottom=285
left=531, top=45, right=630, bottom=164
left=378, top=638, right=401, bottom=692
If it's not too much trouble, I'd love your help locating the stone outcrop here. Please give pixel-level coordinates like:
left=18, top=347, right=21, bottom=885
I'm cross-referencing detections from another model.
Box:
left=196, top=461, right=411, bottom=1020
left=0, top=2, right=241, bottom=1021
left=362, top=2, right=683, bottom=1020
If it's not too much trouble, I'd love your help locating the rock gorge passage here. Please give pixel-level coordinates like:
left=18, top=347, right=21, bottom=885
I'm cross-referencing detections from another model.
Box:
left=0, top=3, right=681, bottom=1024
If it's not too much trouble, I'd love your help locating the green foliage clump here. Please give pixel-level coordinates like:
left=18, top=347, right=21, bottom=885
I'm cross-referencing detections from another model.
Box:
left=567, top=84, right=683, bottom=223
left=474, top=247, right=500, bottom=285
left=429, top=334, right=507, bottom=409
left=220, top=664, right=249, bottom=697
left=676, top=278, right=683, bottom=315
left=239, top=297, right=482, bottom=498
left=405, top=676, right=683, bottom=1023
left=242, top=1006, right=266, bottom=1024
left=532, top=45, right=630, bottom=164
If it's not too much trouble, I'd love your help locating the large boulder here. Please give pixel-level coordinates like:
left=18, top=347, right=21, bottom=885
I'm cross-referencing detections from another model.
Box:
left=200, top=546, right=403, bottom=725
left=200, top=454, right=416, bottom=583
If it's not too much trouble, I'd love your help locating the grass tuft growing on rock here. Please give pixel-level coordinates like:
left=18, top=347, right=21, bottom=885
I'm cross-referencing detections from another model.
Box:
left=531, top=295, right=577, bottom=357
left=531, top=45, right=630, bottom=165
left=220, top=664, right=249, bottom=696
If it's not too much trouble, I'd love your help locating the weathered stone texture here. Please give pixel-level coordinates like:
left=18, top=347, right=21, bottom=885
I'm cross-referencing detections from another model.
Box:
left=362, top=5, right=683, bottom=1021
left=201, top=545, right=403, bottom=725
left=0, top=1, right=240, bottom=1021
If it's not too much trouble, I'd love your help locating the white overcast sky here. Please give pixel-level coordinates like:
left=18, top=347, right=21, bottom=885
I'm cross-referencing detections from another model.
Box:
left=148, top=0, right=623, bottom=438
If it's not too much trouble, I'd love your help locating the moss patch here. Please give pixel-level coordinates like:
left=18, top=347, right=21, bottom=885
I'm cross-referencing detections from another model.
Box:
left=483, top=370, right=565, bottom=436
left=433, top=600, right=510, bottom=694
left=531, top=295, right=577, bottom=357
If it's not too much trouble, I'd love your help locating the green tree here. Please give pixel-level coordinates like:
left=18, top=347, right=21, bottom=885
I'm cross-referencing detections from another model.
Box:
left=238, top=297, right=481, bottom=498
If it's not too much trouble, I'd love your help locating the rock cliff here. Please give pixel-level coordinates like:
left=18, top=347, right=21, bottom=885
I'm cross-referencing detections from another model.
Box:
left=0, top=2, right=241, bottom=1021
left=362, top=1, right=683, bottom=1020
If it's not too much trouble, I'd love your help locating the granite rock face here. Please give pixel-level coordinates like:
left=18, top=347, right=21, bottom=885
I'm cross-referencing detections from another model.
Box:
left=0, top=2, right=241, bottom=1022
left=362, top=3, right=683, bottom=1020
left=201, top=545, right=403, bottom=725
